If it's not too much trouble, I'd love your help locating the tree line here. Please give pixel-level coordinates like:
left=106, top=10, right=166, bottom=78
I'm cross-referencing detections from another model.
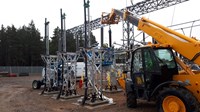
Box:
left=0, top=21, right=97, bottom=66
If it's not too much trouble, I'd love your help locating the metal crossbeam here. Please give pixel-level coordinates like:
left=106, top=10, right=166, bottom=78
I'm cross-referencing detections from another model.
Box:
left=67, top=0, right=189, bottom=33
left=125, top=0, right=189, bottom=15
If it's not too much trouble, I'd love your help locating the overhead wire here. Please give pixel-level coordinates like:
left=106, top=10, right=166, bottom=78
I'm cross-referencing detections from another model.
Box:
left=171, top=6, right=176, bottom=26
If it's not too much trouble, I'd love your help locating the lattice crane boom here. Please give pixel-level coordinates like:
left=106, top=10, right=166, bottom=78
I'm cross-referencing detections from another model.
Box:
left=67, top=0, right=189, bottom=34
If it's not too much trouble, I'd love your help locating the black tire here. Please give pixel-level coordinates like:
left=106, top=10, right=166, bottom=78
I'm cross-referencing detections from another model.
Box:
left=126, top=91, right=137, bottom=108
left=32, top=80, right=41, bottom=89
left=157, top=87, right=199, bottom=112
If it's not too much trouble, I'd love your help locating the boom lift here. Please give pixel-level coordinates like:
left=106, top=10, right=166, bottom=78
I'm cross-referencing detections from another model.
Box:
left=101, top=9, right=200, bottom=112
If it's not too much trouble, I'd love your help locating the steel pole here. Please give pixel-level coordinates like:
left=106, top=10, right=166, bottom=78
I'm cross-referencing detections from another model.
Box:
left=82, top=0, right=88, bottom=105
left=41, top=18, right=49, bottom=95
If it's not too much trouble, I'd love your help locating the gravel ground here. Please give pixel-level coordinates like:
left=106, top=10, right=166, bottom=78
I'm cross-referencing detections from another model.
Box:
left=0, top=74, right=156, bottom=112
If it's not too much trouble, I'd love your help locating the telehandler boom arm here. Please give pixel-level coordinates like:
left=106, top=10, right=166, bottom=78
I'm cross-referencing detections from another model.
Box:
left=101, top=9, right=200, bottom=66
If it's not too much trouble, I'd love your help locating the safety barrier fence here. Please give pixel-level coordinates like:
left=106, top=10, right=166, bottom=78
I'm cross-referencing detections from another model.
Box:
left=0, top=66, right=43, bottom=74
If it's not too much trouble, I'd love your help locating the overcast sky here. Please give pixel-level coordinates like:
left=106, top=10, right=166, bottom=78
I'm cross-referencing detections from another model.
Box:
left=1, top=0, right=200, bottom=47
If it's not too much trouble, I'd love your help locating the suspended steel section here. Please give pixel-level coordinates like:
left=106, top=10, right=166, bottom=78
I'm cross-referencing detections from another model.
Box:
left=67, top=0, right=189, bottom=34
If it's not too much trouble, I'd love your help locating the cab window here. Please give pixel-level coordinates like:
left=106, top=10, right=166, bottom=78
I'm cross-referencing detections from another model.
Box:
left=133, top=49, right=143, bottom=73
left=154, top=49, right=176, bottom=68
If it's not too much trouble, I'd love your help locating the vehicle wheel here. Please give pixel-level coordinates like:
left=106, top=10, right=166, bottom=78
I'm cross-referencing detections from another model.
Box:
left=157, top=87, right=199, bottom=112
left=32, top=80, right=41, bottom=89
left=126, top=91, right=137, bottom=108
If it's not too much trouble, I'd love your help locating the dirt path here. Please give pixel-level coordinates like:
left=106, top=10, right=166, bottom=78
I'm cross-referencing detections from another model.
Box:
left=0, top=75, right=156, bottom=112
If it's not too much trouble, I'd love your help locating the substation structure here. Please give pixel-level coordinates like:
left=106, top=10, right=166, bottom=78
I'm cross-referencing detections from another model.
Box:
left=57, top=52, right=81, bottom=99
left=41, top=55, right=59, bottom=94
left=67, top=0, right=189, bottom=50
left=77, top=46, right=121, bottom=105
left=35, top=0, right=191, bottom=108
left=40, top=51, right=81, bottom=99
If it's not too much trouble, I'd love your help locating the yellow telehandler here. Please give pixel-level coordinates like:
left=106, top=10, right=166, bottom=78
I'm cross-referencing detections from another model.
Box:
left=101, top=9, right=200, bottom=112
